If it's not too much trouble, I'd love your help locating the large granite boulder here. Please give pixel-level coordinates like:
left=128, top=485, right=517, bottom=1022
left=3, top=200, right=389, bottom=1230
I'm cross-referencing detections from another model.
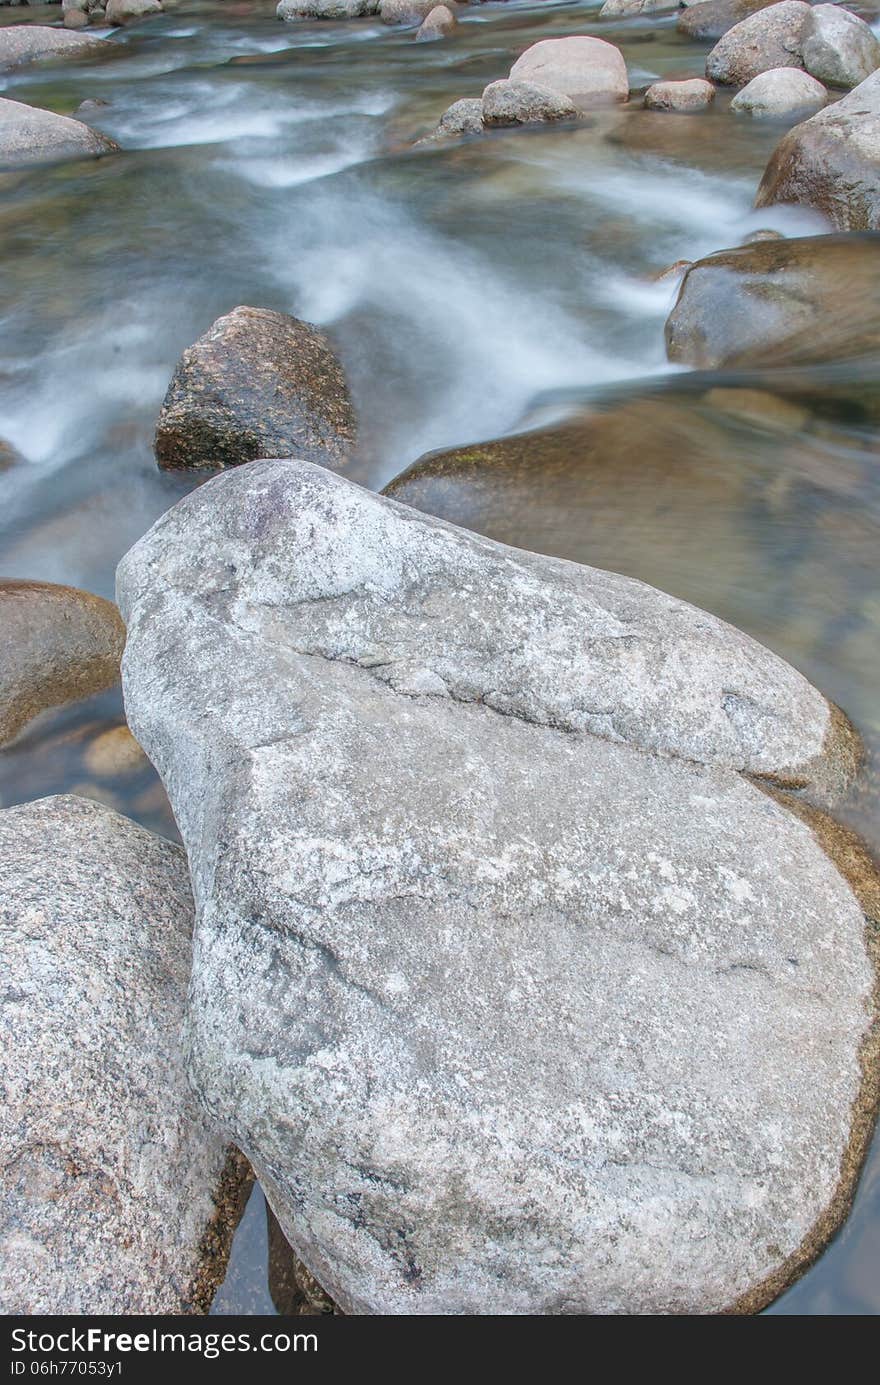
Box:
left=0, top=24, right=106, bottom=70
left=0, top=96, right=117, bottom=167
left=706, top=1, right=812, bottom=84
left=0, top=795, right=243, bottom=1313
left=755, top=69, right=880, bottom=228
left=665, top=233, right=880, bottom=369
left=117, top=459, right=877, bottom=1316
left=801, top=4, right=880, bottom=88
left=509, top=36, right=629, bottom=110
left=154, top=306, right=356, bottom=473
left=0, top=580, right=126, bottom=747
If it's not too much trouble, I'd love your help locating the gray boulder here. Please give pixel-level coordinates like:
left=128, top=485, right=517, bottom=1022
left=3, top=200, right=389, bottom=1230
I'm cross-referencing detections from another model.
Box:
left=599, top=0, right=677, bottom=13
left=481, top=79, right=579, bottom=127
left=117, top=459, right=876, bottom=1316
left=664, top=232, right=880, bottom=368
left=731, top=65, right=827, bottom=114
left=706, top=1, right=812, bottom=84
left=801, top=4, right=880, bottom=88
left=277, top=0, right=380, bottom=17
left=0, top=96, right=117, bottom=167
left=644, top=78, right=716, bottom=110
left=416, top=3, right=456, bottom=39
left=0, top=795, right=242, bottom=1314
left=154, top=306, right=356, bottom=473
left=104, top=0, right=163, bottom=22
left=756, top=68, right=880, bottom=228
left=380, top=0, right=438, bottom=22
left=509, top=36, right=629, bottom=109
left=420, top=97, right=484, bottom=142
left=0, top=24, right=106, bottom=70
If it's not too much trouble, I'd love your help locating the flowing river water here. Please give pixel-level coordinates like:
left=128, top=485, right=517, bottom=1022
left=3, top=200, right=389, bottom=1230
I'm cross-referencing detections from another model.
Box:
left=1, top=0, right=878, bottom=1314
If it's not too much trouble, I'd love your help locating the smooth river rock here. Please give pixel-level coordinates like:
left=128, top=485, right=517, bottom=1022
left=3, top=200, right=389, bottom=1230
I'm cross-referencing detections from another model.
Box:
left=509, top=36, right=629, bottom=110
left=0, top=96, right=117, bottom=167
left=0, top=795, right=243, bottom=1314
left=154, top=306, right=356, bottom=472
left=706, top=1, right=812, bottom=84
left=664, top=233, right=880, bottom=368
left=0, top=24, right=106, bottom=70
left=117, top=459, right=877, bottom=1315
left=644, top=78, right=716, bottom=111
left=416, top=4, right=455, bottom=39
left=0, top=579, right=126, bottom=747
left=731, top=66, right=827, bottom=116
left=756, top=68, right=880, bottom=228
left=380, top=0, right=438, bottom=22
left=420, top=97, right=484, bottom=142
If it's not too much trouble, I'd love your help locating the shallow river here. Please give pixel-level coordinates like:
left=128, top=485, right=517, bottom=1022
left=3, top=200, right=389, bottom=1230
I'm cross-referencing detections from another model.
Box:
left=1, top=0, right=878, bottom=1314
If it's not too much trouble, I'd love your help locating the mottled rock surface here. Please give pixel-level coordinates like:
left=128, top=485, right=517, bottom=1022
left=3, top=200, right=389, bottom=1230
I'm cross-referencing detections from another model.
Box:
left=665, top=234, right=880, bottom=368
left=0, top=24, right=106, bottom=70
left=731, top=66, right=827, bottom=115
left=420, top=97, right=484, bottom=142
left=644, top=78, right=716, bottom=111
left=482, top=79, right=578, bottom=127
left=0, top=795, right=241, bottom=1314
left=416, top=3, right=455, bottom=39
left=678, top=0, right=780, bottom=40
left=756, top=69, right=880, bottom=228
left=801, top=4, right=880, bottom=88
left=380, top=0, right=437, bottom=22
left=600, top=0, right=677, bottom=13
left=707, top=1, right=812, bottom=83
left=154, top=306, right=356, bottom=472
left=277, top=0, right=379, bottom=17
left=0, top=97, right=117, bottom=167
left=0, top=580, right=126, bottom=747
left=104, top=0, right=162, bottom=22
left=117, top=459, right=876, bottom=1316
left=509, top=36, right=629, bottom=110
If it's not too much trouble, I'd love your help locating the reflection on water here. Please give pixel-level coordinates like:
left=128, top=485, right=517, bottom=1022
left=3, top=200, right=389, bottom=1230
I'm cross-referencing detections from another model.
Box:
left=1, top=0, right=878, bottom=1315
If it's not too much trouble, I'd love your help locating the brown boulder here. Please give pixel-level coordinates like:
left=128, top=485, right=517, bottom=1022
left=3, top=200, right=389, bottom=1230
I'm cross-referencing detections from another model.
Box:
left=154, top=306, right=356, bottom=472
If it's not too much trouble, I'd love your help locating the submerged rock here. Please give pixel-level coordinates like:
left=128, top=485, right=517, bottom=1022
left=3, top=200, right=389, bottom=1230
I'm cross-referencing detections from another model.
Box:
left=154, top=306, right=356, bottom=472
left=420, top=97, right=484, bottom=142
left=117, top=459, right=876, bottom=1316
left=756, top=69, right=880, bottom=228
left=0, top=580, right=126, bottom=747
left=644, top=78, right=716, bottom=111
left=664, top=234, right=880, bottom=368
left=0, top=25, right=107, bottom=70
left=509, top=36, right=629, bottom=110
left=0, top=795, right=244, bottom=1313
left=731, top=66, right=827, bottom=115
left=482, top=79, right=578, bottom=126
left=706, top=1, right=812, bottom=84
left=801, top=4, right=880, bottom=89
left=416, top=4, right=455, bottom=39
